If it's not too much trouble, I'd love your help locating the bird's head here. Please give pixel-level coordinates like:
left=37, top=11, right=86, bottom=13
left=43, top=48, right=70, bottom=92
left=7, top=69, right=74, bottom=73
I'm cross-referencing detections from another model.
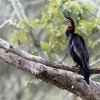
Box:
left=54, top=13, right=75, bottom=33
left=64, top=16, right=75, bottom=33
left=64, top=17, right=73, bottom=23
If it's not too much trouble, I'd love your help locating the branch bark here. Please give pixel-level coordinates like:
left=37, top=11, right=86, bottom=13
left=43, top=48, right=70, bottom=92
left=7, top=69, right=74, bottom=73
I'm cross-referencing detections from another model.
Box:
left=0, top=38, right=100, bottom=100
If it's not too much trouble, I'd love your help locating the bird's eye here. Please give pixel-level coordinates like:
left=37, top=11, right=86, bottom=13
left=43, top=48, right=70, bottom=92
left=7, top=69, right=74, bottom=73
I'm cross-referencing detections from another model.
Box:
left=67, top=19, right=71, bottom=22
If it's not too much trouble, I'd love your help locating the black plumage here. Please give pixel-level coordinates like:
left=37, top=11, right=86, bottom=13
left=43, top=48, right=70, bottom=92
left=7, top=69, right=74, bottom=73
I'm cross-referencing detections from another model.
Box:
left=65, top=16, right=90, bottom=84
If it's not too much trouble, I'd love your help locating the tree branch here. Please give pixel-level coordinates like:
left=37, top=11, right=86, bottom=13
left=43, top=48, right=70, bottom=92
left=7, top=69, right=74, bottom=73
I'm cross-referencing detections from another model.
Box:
left=0, top=19, right=19, bottom=29
left=0, top=38, right=100, bottom=99
left=10, top=0, right=28, bottom=23
left=0, top=38, right=100, bottom=75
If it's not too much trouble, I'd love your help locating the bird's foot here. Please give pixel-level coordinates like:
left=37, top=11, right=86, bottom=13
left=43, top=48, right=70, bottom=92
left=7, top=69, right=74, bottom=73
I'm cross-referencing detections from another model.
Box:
left=76, top=77, right=83, bottom=82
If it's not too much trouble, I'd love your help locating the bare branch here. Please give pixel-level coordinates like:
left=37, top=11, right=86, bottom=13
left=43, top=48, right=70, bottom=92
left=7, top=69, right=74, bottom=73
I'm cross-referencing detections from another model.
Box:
left=0, top=38, right=100, bottom=99
left=25, top=0, right=45, bottom=6
left=0, top=38, right=100, bottom=75
left=97, top=7, right=100, bottom=18
left=0, top=19, right=19, bottom=28
left=10, top=0, right=28, bottom=23
left=90, top=58, right=100, bottom=66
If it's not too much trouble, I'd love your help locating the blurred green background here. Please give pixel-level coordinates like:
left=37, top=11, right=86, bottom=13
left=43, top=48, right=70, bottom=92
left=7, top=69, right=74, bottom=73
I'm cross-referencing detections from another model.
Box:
left=0, top=0, right=100, bottom=100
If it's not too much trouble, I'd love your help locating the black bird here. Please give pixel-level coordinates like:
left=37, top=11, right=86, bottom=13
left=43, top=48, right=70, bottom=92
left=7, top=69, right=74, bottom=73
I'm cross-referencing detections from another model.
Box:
left=64, top=16, right=90, bottom=84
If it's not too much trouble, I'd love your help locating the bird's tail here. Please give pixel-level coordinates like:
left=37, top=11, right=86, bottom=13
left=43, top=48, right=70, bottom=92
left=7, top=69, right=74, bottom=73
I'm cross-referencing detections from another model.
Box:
left=82, top=67, right=90, bottom=84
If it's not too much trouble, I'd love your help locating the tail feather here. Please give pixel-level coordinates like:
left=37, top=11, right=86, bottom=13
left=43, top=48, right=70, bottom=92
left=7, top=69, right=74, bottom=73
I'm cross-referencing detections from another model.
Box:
left=82, top=68, right=89, bottom=84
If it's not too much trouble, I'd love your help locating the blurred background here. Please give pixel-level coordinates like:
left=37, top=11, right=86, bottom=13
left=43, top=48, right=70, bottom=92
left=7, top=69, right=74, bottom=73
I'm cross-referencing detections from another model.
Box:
left=0, top=0, right=100, bottom=100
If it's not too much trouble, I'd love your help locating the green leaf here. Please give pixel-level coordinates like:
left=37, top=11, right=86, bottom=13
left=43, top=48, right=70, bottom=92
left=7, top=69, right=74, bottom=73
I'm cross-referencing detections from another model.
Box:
left=40, top=41, right=50, bottom=51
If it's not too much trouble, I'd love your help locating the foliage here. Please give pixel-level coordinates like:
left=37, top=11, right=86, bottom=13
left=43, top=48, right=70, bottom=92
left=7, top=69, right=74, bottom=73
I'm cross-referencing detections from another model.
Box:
left=10, top=0, right=100, bottom=57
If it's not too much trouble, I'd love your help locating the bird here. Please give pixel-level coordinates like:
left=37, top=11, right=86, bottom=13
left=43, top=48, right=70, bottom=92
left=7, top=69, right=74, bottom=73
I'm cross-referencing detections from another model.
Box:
left=64, top=16, right=90, bottom=84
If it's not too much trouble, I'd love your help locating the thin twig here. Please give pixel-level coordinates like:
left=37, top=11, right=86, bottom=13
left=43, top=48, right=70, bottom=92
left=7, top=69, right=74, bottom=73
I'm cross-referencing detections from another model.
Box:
left=89, top=58, right=100, bottom=66
left=0, top=19, right=19, bottom=28
left=10, top=0, right=28, bottom=23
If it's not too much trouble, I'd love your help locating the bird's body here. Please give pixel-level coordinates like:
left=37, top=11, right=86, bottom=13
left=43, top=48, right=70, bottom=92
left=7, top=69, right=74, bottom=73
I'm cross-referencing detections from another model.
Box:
left=65, top=17, right=90, bottom=84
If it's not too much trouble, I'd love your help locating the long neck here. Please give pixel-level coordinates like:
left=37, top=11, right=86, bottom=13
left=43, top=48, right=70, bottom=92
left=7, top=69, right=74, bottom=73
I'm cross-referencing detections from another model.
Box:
left=70, top=20, right=75, bottom=33
left=65, top=21, right=75, bottom=38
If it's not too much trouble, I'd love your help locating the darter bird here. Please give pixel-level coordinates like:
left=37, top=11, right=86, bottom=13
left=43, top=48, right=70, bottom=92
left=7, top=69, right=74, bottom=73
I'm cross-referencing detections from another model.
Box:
left=63, top=15, right=90, bottom=84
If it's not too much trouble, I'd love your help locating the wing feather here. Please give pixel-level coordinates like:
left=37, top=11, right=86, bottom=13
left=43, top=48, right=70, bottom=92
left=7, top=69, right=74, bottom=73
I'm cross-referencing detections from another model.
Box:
left=72, top=35, right=89, bottom=65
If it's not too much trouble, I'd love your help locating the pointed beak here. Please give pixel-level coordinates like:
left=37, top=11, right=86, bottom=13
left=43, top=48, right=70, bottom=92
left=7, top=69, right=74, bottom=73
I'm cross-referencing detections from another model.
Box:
left=54, top=14, right=70, bottom=23
left=54, top=14, right=65, bottom=20
left=64, top=17, right=68, bottom=21
left=64, top=17, right=71, bottom=22
left=59, top=16, right=70, bottom=22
